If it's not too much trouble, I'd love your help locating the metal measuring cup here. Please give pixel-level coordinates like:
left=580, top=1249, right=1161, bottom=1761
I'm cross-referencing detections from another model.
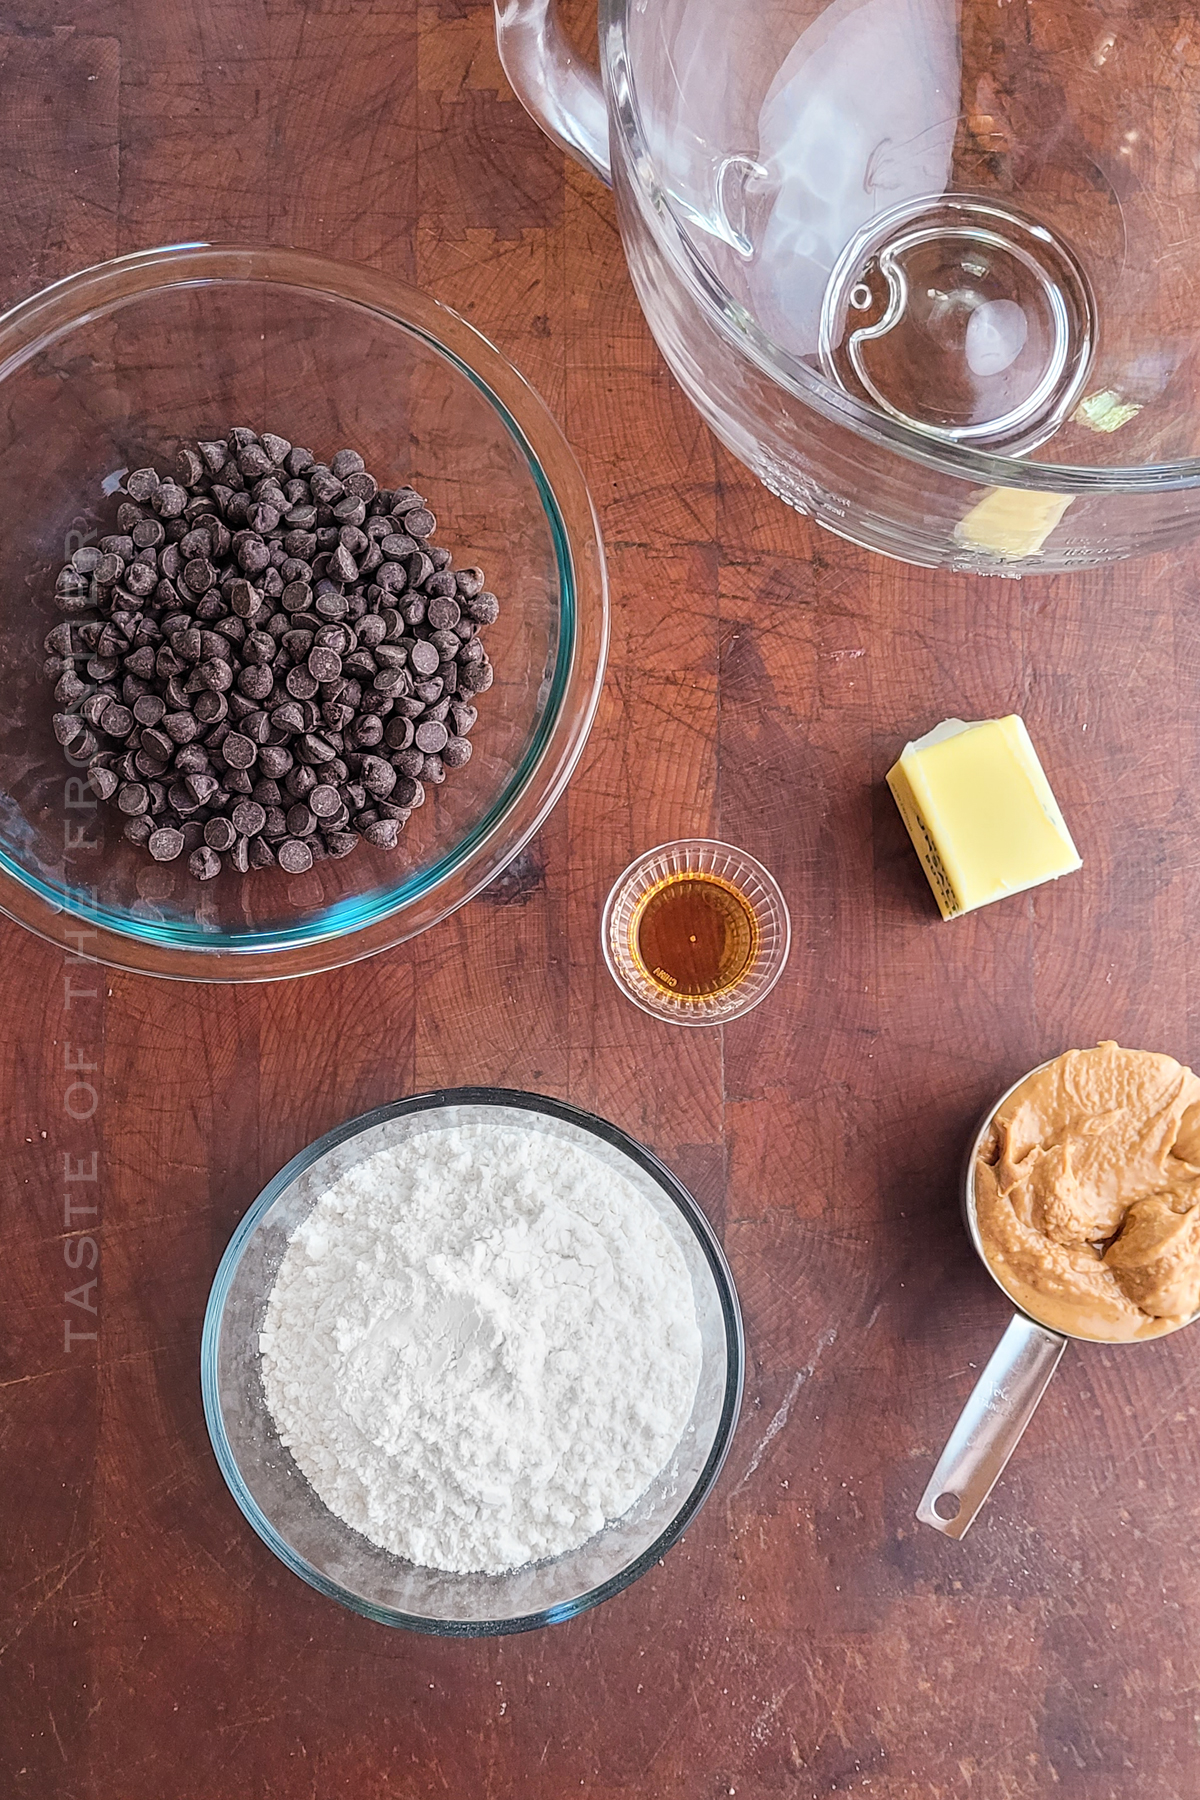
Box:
left=916, top=1060, right=1199, bottom=1539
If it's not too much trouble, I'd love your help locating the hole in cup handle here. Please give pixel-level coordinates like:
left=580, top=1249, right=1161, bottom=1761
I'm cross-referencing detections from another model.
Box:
left=916, top=1312, right=1068, bottom=1540
left=494, top=0, right=612, bottom=186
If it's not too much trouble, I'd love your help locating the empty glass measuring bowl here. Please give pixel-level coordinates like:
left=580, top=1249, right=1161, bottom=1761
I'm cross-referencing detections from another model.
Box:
left=498, top=0, right=1200, bottom=572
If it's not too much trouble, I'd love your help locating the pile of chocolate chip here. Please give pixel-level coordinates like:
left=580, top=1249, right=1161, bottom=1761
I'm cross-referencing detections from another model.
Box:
left=46, top=428, right=499, bottom=878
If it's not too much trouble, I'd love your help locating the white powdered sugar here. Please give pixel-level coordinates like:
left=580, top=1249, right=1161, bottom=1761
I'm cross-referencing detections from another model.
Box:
left=259, top=1120, right=703, bottom=1574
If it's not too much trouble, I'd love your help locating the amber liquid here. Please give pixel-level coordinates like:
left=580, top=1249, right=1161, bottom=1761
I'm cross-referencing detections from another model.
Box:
left=631, top=872, right=759, bottom=1000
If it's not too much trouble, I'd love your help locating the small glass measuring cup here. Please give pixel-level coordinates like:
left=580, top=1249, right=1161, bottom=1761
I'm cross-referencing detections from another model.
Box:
left=601, top=839, right=790, bottom=1026
left=917, top=1061, right=1200, bottom=1539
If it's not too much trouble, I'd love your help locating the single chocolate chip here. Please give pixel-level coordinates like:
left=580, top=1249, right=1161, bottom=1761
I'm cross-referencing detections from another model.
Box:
left=427, top=596, right=461, bottom=630
left=117, top=781, right=149, bottom=815
left=237, top=443, right=273, bottom=480
left=186, top=773, right=219, bottom=805
left=231, top=800, right=267, bottom=838
left=189, top=846, right=222, bottom=880
left=277, top=837, right=314, bottom=873
left=285, top=764, right=317, bottom=799
left=308, top=646, right=342, bottom=682
left=148, top=825, right=185, bottom=861
left=360, top=755, right=397, bottom=798
left=237, top=665, right=274, bottom=701
left=409, top=640, right=440, bottom=677
left=93, top=553, right=124, bottom=586
left=414, top=719, right=449, bottom=754
left=309, top=469, right=343, bottom=505
left=328, top=544, right=357, bottom=584
left=241, top=709, right=272, bottom=745
left=176, top=445, right=205, bottom=486
left=463, top=590, right=500, bottom=625
left=270, top=699, right=306, bottom=734
left=349, top=714, right=384, bottom=749
left=257, top=744, right=293, bottom=779
left=376, top=562, right=407, bottom=596
left=221, top=732, right=257, bottom=770
left=125, top=561, right=158, bottom=597
left=132, top=695, right=167, bottom=729
left=242, top=631, right=275, bottom=668
left=126, top=467, right=162, bottom=503
left=89, top=765, right=120, bottom=800
left=442, top=735, right=472, bottom=769
left=236, top=535, right=270, bottom=574
left=342, top=470, right=377, bottom=503
left=230, top=578, right=261, bottom=618
left=196, top=657, right=234, bottom=692
left=157, top=481, right=189, bottom=517
left=392, top=776, right=425, bottom=809
left=193, top=690, right=228, bottom=726
left=205, top=817, right=237, bottom=852
left=99, top=702, right=136, bottom=739
left=297, top=732, right=337, bottom=764
left=174, top=743, right=210, bottom=776
left=308, top=784, right=340, bottom=818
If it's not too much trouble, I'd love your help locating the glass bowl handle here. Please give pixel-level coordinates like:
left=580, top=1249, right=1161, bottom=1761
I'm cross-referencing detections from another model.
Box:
left=494, top=0, right=611, bottom=185
left=915, top=1313, right=1068, bottom=1539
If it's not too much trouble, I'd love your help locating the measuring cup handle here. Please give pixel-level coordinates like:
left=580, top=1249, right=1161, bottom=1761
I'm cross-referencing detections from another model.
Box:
left=916, top=1313, right=1068, bottom=1538
left=494, top=0, right=612, bottom=186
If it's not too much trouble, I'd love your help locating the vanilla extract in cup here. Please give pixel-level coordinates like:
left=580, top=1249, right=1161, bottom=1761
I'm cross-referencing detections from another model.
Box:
left=602, top=840, right=790, bottom=1025
left=632, top=870, right=759, bottom=1000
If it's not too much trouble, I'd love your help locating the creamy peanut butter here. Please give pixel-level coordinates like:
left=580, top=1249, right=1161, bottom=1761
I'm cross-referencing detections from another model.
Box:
left=974, top=1043, right=1200, bottom=1341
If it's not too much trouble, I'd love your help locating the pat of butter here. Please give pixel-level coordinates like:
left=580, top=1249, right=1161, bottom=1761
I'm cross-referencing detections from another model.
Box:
left=886, top=716, right=1081, bottom=920
left=954, top=487, right=1072, bottom=559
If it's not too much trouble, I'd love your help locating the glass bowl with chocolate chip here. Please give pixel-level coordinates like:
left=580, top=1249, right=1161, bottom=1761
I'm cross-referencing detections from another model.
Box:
left=0, top=245, right=607, bottom=980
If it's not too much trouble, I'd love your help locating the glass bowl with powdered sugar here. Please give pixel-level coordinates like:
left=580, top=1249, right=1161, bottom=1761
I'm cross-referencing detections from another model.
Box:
left=201, top=1088, right=744, bottom=1635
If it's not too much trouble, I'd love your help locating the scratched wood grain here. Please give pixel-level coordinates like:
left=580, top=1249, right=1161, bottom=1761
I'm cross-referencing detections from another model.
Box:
left=2, top=3, right=1200, bottom=1797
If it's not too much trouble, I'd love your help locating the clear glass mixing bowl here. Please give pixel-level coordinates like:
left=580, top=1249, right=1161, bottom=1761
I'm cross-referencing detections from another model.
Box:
left=0, top=245, right=607, bottom=979
left=201, top=1089, right=745, bottom=1635
left=499, top=0, right=1200, bottom=572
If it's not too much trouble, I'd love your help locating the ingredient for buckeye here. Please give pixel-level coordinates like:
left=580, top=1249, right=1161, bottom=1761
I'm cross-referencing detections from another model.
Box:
left=632, top=869, right=759, bottom=1001
left=975, top=1043, right=1200, bottom=1341
left=603, top=840, right=791, bottom=1025
left=47, top=428, right=498, bottom=879
left=887, top=715, right=1081, bottom=919
left=259, top=1120, right=703, bottom=1575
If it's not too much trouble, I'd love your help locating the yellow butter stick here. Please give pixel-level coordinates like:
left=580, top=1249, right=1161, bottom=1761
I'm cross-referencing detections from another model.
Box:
left=886, top=716, right=1082, bottom=920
